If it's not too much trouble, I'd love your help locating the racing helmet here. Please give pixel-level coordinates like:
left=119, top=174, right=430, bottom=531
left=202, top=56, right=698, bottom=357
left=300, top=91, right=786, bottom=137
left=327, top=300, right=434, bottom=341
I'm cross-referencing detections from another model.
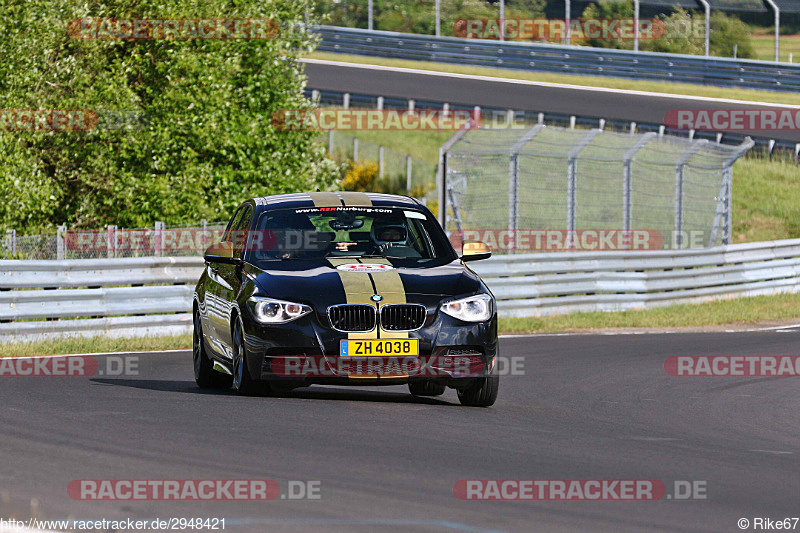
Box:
left=370, top=218, right=408, bottom=248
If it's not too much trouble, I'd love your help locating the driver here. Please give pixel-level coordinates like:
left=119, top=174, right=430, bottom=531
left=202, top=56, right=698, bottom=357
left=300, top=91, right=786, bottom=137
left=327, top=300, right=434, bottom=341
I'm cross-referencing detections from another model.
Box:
left=370, top=218, right=408, bottom=251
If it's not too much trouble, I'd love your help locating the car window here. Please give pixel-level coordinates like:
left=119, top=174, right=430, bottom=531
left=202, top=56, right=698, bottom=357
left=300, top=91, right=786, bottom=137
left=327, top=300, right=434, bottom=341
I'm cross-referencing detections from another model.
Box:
left=222, top=207, right=244, bottom=243
left=233, top=205, right=253, bottom=258
left=248, top=206, right=457, bottom=268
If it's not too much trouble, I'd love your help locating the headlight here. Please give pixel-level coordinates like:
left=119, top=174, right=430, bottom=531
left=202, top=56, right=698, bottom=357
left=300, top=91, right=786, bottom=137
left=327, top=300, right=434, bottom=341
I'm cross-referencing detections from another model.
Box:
left=249, top=296, right=312, bottom=324
left=440, top=293, right=493, bottom=322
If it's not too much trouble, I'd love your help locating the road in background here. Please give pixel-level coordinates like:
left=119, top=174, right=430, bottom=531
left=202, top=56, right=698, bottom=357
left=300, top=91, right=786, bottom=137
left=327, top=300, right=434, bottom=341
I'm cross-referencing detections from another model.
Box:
left=1, top=331, right=799, bottom=532
left=304, top=59, right=800, bottom=144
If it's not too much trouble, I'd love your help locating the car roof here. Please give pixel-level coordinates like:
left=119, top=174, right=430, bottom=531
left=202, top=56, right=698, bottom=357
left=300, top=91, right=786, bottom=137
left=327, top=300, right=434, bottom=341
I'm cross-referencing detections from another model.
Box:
left=253, top=192, right=425, bottom=210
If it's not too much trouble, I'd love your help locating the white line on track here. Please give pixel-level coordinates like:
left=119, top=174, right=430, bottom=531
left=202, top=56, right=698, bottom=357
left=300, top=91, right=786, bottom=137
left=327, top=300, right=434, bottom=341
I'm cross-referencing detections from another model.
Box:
left=0, top=349, right=188, bottom=359
left=500, top=325, right=800, bottom=338
left=750, top=449, right=793, bottom=455
left=302, top=58, right=798, bottom=108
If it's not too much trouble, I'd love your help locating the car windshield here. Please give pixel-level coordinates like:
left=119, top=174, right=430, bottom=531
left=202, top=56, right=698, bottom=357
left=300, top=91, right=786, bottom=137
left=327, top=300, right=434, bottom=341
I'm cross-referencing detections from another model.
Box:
left=247, top=206, right=457, bottom=268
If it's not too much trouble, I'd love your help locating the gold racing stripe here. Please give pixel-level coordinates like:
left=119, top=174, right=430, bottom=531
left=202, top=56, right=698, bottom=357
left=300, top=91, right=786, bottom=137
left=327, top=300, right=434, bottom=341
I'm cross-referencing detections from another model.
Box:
left=338, top=191, right=373, bottom=207
left=360, top=258, right=409, bottom=340
left=327, top=258, right=375, bottom=340
left=307, top=191, right=342, bottom=207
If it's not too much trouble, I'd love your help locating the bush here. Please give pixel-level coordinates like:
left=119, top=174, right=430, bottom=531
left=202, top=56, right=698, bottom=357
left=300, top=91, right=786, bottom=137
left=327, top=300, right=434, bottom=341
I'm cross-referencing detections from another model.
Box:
left=0, top=0, right=338, bottom=233
left=642, top=8, right=755, bottom=58
left=315, top=0, right=545, bottom=37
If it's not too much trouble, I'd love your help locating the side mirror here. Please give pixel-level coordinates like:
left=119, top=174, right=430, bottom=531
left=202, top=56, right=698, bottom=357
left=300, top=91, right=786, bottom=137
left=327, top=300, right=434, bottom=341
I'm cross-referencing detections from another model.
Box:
left=461, top=240, right=491, bottom=262
left=204, top=241, right=240, bottom=265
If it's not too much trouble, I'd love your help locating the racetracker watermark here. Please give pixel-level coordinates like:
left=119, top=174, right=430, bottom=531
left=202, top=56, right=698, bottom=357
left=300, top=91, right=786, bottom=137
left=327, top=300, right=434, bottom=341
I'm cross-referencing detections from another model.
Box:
left=269, top=355, right=524, bottom=378
left=271, top=109, right=527, bottom=131
left=665, top=109, right=800, bottom=132
left=449, top=229, right=663, bottom=252
left=0, top=355, right=138, bottom=377
left=67, top=480, right=320, bottom=500
left=665, top=356, right=800, bottom=377
left=453, top=480, right=707, bottom=500
left=67, top=18, right=279, bottom=40
left=0, top=109, right=149, bottom=132
left=453, top=18, right=671, bottom=41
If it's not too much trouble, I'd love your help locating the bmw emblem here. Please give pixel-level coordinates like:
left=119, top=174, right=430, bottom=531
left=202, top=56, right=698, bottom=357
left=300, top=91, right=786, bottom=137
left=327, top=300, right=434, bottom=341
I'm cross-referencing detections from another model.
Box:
left=371, top=294, right=383, bottom=302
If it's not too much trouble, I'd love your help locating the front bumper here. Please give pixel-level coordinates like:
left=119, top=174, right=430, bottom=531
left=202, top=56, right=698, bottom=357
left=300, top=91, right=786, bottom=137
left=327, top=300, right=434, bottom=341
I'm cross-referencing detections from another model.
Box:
left=241, top=306, right=498, bottom=386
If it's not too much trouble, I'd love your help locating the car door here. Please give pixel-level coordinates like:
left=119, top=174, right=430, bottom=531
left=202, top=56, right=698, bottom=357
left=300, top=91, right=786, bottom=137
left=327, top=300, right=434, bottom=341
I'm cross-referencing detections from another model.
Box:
left=215, top=203, right=254, bottom=356
left=205, top=206, right=244, bottom=356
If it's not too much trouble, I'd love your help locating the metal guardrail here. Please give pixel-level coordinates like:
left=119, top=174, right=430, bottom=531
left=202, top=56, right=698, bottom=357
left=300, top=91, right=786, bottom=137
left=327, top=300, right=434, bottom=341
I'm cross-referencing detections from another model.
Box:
left=3, top=239, right=800, bottom=340
left=0, top=257, right=204, bottom=342
left=307, top=83, right=800, bottom=160
left=315, top=25, right=800, bottom=93
left=470, top=238, right=800, bottom=317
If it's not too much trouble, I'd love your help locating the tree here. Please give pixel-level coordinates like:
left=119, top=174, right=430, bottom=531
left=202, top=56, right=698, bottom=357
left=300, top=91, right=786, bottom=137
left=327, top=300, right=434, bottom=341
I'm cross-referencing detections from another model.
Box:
left=643, top=8, right=756, bottom=58
left=580, top=0, right=634, bottom=49
left=0, top=0, right=337, bottom=232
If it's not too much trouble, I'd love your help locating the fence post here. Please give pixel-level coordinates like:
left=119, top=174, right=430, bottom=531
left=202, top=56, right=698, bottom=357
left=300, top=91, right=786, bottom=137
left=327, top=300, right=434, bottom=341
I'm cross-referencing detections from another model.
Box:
left=107, top=225, right=117, bottom=258
left=353, top=137, right=358, bottom=162
left=508, top=124, right=545, bottom=252
left=57, top=225, right=66, bottom=260
left=622, top=133, right=656, bottom=233
left=377, top=96, right=384, bottom=110
left=724, top=168, right=733, bottom=244
left=709, top=138, right=754, bottom=246
left=674, top=140, right=708, bottom=248
left=406, top=155, right=413, bottom=194
left=567, top=130, right=602, bottom=233
left=437, top=128, right=471, bottom=229
left=328, top=130, right=334, bottom=155
left=5, top=229, right=15, bottom=254
left=379, top=146, right=385, bottom=178
left=155, top=221, right=165, bottom=257
left=343, top=93, right=350, bottom=110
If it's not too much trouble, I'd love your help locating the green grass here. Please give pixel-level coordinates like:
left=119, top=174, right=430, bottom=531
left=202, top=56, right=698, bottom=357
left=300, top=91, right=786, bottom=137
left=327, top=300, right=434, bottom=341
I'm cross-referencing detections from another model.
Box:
left=750, top=33, right=800, bottom=63
left=332, top=129, right=452, bottom=165
left=732, top=156, right=800, bottom=243
left=501, top=292, right=800, bottom=333
left=1, top=293, right=799, bottom=356
left=333, top=127, right=800, bottom=246
left=309, top=51, right=797, bottom=105
left=0, top=334, right=192, bottom=357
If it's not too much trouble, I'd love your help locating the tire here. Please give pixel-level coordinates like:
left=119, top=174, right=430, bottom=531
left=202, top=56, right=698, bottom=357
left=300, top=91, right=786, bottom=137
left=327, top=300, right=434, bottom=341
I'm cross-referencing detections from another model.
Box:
left=409, top=381, right=446, bottom=397
left=456, top=371, right=499, bottom=407
left=232, top=318, right=264, bottom=396
left=193, top=312, right=232, bottom=389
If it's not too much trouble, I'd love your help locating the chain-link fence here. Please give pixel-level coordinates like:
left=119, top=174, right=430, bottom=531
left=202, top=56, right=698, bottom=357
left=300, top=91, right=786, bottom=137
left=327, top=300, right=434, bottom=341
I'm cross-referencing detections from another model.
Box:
left=2, top=221, right=227, bottom=260
left=440, top=125, right=753, bottom=253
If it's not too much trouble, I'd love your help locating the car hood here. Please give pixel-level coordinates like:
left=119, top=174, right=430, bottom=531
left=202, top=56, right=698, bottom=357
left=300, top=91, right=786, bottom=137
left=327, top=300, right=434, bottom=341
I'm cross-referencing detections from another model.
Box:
left=244, top=258, right=485, bottom=309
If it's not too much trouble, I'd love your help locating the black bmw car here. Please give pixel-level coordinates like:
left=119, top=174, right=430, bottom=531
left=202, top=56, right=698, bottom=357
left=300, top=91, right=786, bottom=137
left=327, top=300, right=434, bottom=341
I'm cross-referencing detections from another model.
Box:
left=193, top=191, right=499, bottom=406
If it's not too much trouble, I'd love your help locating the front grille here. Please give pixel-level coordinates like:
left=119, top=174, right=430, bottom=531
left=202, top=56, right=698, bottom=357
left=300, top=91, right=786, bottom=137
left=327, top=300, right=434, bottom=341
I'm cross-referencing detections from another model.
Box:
left=328, top=304, right=376, bottom=332
left=380, top=304, right=427, bottom=331
left=445, top=348, right=484, bottom=356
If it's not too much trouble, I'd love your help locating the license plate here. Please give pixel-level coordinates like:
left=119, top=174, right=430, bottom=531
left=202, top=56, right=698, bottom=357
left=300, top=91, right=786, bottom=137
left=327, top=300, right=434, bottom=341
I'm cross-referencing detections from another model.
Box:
left=340, top=339, right=419, bottom=357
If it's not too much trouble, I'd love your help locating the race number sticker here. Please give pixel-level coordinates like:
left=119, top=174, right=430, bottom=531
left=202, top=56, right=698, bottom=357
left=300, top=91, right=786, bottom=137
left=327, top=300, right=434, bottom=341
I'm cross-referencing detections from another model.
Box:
left=336, top=263, right=394, bottom=272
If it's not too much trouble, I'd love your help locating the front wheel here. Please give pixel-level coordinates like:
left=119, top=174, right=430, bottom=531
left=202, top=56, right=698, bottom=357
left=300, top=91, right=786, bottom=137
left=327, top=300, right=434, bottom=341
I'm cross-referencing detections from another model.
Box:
left=409, top=381, right=446, bottom=397
left=194, top=312, right=232, bottom=389
left=232, top=318, right=264, bottom=396
left=456, top=372, right=499, bottom=407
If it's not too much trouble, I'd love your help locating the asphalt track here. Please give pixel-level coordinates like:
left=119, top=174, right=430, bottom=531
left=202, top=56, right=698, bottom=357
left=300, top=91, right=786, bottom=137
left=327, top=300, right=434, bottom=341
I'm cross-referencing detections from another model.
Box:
left=2, top=331, right=799, bottom=532
left=303, top=59, right=800, bottom=144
